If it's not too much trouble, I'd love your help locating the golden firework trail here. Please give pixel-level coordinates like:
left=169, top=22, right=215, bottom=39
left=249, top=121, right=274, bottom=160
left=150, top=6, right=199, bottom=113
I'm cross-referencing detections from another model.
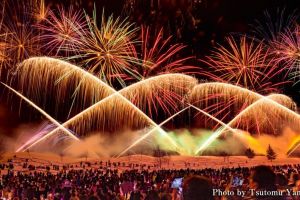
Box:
left=63, top=73, right=197, bottom=134
left=16, top=58, right=184, bottom=152
left=193, top=83, right=299, bottom=155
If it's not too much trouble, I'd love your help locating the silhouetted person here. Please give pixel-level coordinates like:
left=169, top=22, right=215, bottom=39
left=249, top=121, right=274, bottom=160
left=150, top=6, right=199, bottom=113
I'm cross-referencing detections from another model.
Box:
left=145, top=190, right=160, bottom=200
left=276, top=173, right=288, bottom=190
left=249, top=165, right=283, bottom=200
left=288, top=173, right=299, bottom=187
left=250, top=166, right=276, bottom=191
left=182, top=175, right=214, bottom=200
left=130, top=190, right=142, bottom=200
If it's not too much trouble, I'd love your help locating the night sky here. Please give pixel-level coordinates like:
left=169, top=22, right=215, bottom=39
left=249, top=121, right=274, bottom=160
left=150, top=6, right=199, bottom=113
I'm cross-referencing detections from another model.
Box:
left=0, top=0, right=300, bottom=138
left=43, top=0, right=300, bottom=104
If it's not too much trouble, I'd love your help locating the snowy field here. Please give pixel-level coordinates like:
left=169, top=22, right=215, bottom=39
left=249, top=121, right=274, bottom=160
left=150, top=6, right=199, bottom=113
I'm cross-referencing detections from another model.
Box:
left=1, top=152, right=300, bottom=174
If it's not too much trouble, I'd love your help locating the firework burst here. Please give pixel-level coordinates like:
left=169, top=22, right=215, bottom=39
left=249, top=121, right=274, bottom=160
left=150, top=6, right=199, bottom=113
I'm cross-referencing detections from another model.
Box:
left=4, top=23, right=38, bottom=63
left=200, top=36, right=287, bottom=93
left=68, top=10, right=139, bottom=86
left=0, top=0, right=41, bottom=68
left=251, top=8, right=299, bottom=42
left=132, top=26, right=198, bottom=80
left=0, top=33, right=10, bottom=74
left=271, top=27, right=300, bottom=81
left=36, top=6, right=87, bottom=56
left=32, top=0, right=49, bottom=22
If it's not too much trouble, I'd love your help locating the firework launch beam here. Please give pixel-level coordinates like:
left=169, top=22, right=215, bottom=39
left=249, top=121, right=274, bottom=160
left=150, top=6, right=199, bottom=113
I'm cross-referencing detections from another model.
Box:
left=16, top=58, right=181, bottom=152
left=0, top=82, right=80, bottom=151
left=116, top=106, right=191, bottom=158
left=191, top=83, right=300, bottom=155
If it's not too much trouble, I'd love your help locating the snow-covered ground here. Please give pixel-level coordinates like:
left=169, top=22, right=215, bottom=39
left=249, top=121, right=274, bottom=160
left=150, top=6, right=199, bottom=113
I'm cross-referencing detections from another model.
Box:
left=1, top=152, right=300, bottom=173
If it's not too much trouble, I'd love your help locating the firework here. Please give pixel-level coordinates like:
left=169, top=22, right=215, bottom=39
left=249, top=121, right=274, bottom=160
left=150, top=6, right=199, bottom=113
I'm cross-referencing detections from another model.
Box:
left=36, top=6, right=86, bottom=56
left=188, top=82, right=296, bottom=134
left=191, top=83, right=299, bottom=154
left=19, top=87, right=170, bottom=152
left=0, top=0, right=42, bottom=67
left=14, top=57, right=115, bottom=118
left=67, top=10, right=139, bottom=86
left=15, top=58, right=183, bottom=151
left=250, top=8, right=298, bottom=42
left=14, top=57, right=299, bottom=154
left=287, top=134, right=300, bottom=156
left=188, top=81, right=259, bottom=126
left=121, top=73, right=197, bottom=117
left=1, top=82, right=80, bottom=153
left=271, top=27, right=300, bottom=80
left=2, top=82, right=79, bottom=139
left=18, top=92, right=152, bottom=152
left=228, top=94, right=297, bottom=134
left=0, top=33, right=10, bottom=75
left=2, top=1, right=300, bottom=158
left=15, top=57, right=197, bottom=124
left=0, top=21, right=39, bottom=66
left=120, top=82, right=295, bottom=156
left=32, top=0, right=49, bottom=22
left=189, top=104, right=264, bottom=155
left=200, top=36, right=287, bottom=93
left=227, top=93, right=300, bottom=157
left=133, top=104, right=264, bottom=156
left=132, top=26, right=198, bottom=79
left=116, top=106, right=191, bottom=157
left=53, top=74, right=197, bottom=134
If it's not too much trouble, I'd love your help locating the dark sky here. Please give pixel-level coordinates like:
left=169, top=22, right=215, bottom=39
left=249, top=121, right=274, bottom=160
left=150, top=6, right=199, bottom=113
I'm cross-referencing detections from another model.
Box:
left=43, top=0, right=300, bottom=114
left=45, top=0, right=299, bottom=55
left=1, top=0, right=300, bottom=138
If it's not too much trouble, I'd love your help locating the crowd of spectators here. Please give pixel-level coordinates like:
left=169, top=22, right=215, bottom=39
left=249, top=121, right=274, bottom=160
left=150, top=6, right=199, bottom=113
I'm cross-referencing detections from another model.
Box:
left=2, top=160, right=300, bottom=200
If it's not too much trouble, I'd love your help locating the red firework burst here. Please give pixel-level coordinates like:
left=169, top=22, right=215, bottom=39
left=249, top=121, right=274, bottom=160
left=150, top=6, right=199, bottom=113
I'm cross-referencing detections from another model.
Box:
left=133, top=26, right=199, bottom=79
left=199, top=35, right=288, bottom=93
left=270, top=27, right=300, bottom=80
left=36, top=6, right=87, bottom=56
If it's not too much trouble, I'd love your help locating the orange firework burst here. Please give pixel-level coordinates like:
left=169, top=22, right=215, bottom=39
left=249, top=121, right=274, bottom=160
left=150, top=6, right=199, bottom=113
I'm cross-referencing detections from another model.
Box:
left=0, top=33, right=9, bottom=61
left=1, top=21, right=39, bottom=66
left=32, top=0, right=49, bottom=22
left=0, top=0, right=41, bottom=67
left=0, top=34, right=9, bottom=76
left=200, top=36, right=287, bottom=93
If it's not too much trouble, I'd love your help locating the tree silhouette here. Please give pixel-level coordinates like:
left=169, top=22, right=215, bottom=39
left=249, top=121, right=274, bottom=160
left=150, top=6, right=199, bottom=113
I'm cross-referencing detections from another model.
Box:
left=266, top=145, right=277, bottom=162
left=245, top=148, right=255, bottom=160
